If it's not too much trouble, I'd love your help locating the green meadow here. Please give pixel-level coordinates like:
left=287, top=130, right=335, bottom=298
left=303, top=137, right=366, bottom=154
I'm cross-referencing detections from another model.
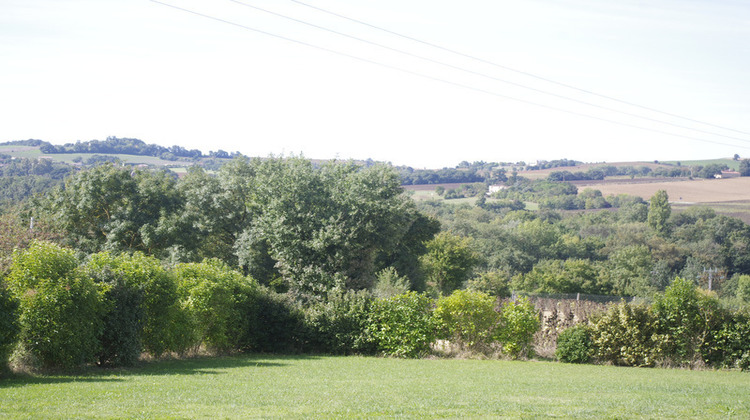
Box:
left=2, top=355, right=748, bottom=418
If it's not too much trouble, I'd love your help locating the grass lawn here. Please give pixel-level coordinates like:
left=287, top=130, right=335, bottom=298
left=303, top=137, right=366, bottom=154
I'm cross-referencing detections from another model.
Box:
left=1, top=355, right=748, bottom=418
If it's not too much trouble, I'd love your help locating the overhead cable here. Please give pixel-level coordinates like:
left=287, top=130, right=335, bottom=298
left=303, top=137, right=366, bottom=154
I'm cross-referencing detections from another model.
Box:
left=289, top=0, right=750, bottom=137
left=150, top=0, right=750, bottom=151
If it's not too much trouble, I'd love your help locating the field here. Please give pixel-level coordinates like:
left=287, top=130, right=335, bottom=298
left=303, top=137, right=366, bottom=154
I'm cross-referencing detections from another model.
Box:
left=579, top=177, right=750, bottom=203
left=1, top=355, right=749, bottom=418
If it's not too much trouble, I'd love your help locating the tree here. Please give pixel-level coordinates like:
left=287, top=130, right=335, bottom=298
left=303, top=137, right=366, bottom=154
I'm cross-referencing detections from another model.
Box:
left=606, top=244, right=654, bottom=296
left=48, top=164, right=188, bottom=258
left=241, top=158, right=433, bottom=299
left=420, top=232, right=479, bottom=295
left=647, top=190, right=671, bottom=235
left=740, top=159, right=750, bottom=176
left=434, top=289, right=500, bottom=351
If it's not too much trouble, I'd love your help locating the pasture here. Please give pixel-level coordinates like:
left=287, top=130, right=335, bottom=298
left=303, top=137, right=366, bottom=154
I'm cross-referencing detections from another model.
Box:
left=1, top=355, right=748, bottom=418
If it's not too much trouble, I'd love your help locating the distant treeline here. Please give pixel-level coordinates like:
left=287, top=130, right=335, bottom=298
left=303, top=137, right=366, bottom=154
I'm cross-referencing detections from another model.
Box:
left=0, top=156, right=74, bottom=209
left=547, top=163, right=730, bottom=182
left=3, top=137, right=238, bottom=161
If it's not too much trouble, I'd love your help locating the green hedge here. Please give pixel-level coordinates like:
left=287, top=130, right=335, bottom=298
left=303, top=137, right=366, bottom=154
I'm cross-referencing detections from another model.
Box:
left=7, top=242, right=103, bottom=369
left=0, top=282, right=19, bottom=373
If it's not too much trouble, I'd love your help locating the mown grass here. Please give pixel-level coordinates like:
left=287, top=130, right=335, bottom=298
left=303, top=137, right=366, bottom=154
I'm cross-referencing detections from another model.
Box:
left=2, top=355, right=748, bottom=418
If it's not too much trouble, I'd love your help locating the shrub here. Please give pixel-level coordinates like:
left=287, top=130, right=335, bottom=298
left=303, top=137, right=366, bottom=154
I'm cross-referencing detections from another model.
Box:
left=0, top=282, right=19, bottom=373
left=556, top=324, right=593, bottom=364
left=466, top=270, right=510, bottom=298
left=304, top=289, right=374, bottom=355
left=652, top=277, right=724, bottom=366
left=590, top=302, right=659, bottom=367
left=239, top=287, right=306, bottom=353
left=7, top=242, right=102, bottom=369
left=84, top=252, right=188, bottom=357
left=174, top=260, right=256, bottom=353
left=89, top=267, right=144, bottom=367
left=367, top=292, right=436, bottom=358
left=372, top=267, right=410, bottom=299
left=434, top=289, right=499, bottom=352
left=702, top=311, right=750, bottom=369
left=497, top=297, right=540, bottom=359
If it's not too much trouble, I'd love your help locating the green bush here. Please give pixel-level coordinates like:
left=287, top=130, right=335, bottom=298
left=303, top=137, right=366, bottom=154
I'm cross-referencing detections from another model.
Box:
left=652, top=277, right=702, bottom=364
left=7, top=242, right=102, bottom=369
left=304, top=289, right=374, bottom=355
left=497, top=297, right=540, bottom=359
left=652, top=277, right=724, bottom=366
left=372, top=267, right=410, bottom=299
left=239, top=287, right=306, bottom=353
left=0, top=282, right=19, bottom=373
left=85, top=252, right=188, bottom=357
left=367, top=292, right=436, bottom=358
left=590, top=302, right=660, bottom=367
left=89, top=267, right=144, bottom=367
left=702, top=311, right=750, bottom=369
left=556, top=324, right=593, bottom=364
left=174, top=259, right=256, bottom=353
left=434, top=289, right=499, bottom=352
left=466, top=270, right=510, bottom=298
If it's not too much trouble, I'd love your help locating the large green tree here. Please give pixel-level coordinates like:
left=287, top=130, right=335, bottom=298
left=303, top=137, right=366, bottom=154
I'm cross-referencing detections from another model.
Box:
left=420, top=232, right=479, bottom=295
left=647, top=190, right=671, bottom=235
left=48, top=163, right=187, bottom=257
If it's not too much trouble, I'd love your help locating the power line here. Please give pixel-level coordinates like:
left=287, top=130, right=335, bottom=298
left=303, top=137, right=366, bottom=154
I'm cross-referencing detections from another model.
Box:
left=150, top=0, right=750, bottom=151
left=289, top=0, right=750, bottom=138
left=227, top=0, right=750, bottom=145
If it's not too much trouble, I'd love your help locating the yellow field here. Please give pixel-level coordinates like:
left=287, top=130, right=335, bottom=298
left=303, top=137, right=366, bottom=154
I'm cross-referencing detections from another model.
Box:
left=579, top=177, right=750, bottom=203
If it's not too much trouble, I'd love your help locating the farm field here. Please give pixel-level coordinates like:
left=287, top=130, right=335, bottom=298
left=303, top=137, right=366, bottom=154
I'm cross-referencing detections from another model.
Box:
left=580, top=177, right=750, bottom=203
left=1, top=355, right=749, bottom=418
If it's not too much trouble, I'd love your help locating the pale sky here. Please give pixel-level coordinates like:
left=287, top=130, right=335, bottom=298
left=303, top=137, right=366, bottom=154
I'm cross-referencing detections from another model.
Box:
left=2, top=0, right=749, bottom=168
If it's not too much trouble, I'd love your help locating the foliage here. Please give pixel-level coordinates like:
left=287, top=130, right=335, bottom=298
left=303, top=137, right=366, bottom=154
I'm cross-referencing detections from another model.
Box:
left=89, top=267, right=144, bottom=367
left=651, top=277, right=706, bottom=364
left=590, top=302, right=660, bottom=367
left=84, top=252, right=188, bottom=357
left=647, top=190, right=671, bottom=235
left=38, top=136, right=206, bottom=160
left=366, top=292, right=436, bottom=357
left=303, top=289, right=374, bottom=355
left=174, top=259, right=257, bottom=353
left=555, top=324, right=593, bottom=364
left=433, top=290, right=500, bottom=351
left=513, top=259, right=610, bottom=295
left=398, top=167, right=485, bottom=185
left=242, top=158, right=432, bottom=298
left=239, top=287, right=306, bottom=353
left=0, top=211, right=60, bottom=278
left=701, top=311, right=750, bottom=369
left=497, top=297, right=540, bottom=359
left=6, top=242, right=103, bottom=369
left=0, top=156, right=72, bottom=209
left=605, top=245, right=654, bottom=297
left=372, top=267, right=410, bottom=298
left=420, top=232, right=479, bottom=295
left=466, top=270, right=510, bottom=297
left=0, top=282, right=19, bottom=373
left=48, top=164, right=188, bottom=258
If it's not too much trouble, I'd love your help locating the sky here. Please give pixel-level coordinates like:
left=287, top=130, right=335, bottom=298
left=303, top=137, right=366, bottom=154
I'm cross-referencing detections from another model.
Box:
left=1, top=0, right=749, bottom=168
